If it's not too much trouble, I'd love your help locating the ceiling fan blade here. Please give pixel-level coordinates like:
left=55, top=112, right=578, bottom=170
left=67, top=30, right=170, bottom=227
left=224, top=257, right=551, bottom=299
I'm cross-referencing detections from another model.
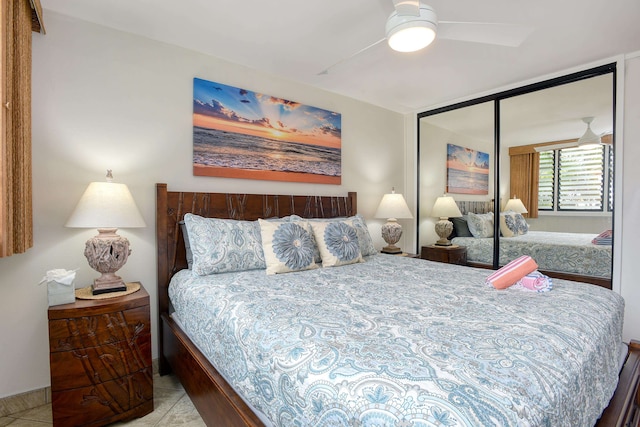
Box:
left=392, top=0, right=420, bottom=16
left=438, top=22, right=535, bottom=47
left=318, top=38, right=386, bottom=75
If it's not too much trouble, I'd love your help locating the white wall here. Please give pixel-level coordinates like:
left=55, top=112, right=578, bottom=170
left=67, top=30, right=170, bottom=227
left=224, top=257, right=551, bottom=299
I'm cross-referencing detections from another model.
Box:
left=0, top=12, right=405, bottom=398
left=527, top=215, right=611, bottom=234
left=620, top=54, right=640, bottom=343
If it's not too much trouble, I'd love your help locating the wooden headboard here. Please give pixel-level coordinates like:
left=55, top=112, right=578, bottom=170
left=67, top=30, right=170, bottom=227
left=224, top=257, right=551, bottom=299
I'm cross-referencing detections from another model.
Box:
left=155, top=183, right=357, bottom=316
left=455, top=200, right=494, bottom=215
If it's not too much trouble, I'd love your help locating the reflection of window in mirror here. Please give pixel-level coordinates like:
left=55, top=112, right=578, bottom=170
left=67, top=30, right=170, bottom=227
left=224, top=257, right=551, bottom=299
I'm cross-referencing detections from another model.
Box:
left=537, top=143, right=613, bottom=213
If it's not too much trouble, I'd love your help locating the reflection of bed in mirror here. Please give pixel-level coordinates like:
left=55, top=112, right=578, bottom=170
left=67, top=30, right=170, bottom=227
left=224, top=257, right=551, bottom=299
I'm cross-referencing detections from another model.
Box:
left=451, top=201, right=612, bottom=288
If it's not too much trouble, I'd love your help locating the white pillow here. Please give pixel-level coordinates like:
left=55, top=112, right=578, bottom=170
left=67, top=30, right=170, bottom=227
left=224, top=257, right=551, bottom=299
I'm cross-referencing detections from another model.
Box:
left=309, top=220, right=363, bottom=267
left=467, top=212, right=494, bottom=238
left=258, top=219, right=318, bottom=275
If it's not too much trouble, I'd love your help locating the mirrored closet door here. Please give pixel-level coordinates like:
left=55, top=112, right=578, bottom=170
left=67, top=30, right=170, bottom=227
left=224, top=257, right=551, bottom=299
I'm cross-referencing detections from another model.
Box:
left=417, top=64, right=615, bottom=288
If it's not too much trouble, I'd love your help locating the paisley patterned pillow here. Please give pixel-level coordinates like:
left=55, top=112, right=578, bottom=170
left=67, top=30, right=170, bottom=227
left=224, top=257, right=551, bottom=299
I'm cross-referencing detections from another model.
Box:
left=348, top=214, right=378, bottom=257
left=310, top=221, right=363, bottom=267
left=500, top=211, right=529, bottom=237
left=183, top=214, right=266, bottom=276
left=467, top=212, right=494, bottom=238
left=258, top=219, right=318, bottom=275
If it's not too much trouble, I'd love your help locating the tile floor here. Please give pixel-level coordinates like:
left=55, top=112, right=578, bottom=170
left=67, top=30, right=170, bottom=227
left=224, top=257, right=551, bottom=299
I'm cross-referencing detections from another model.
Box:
left=0, top=374, right=205, bottom=427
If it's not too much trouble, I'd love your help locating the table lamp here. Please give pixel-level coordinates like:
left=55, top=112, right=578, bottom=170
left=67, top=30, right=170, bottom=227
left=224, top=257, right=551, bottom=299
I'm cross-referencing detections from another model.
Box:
left=374, top=188, right=413, bottom=254
left=504, top=196, right=528, bottom=214
left=66, top=171, right=146, bottom=294
left=431, top=195, right=462, bottom=246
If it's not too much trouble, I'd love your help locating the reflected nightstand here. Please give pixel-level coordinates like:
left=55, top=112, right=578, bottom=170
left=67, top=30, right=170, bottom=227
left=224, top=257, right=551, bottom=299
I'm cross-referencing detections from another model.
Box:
left=421, top=245, right=467, bottom=265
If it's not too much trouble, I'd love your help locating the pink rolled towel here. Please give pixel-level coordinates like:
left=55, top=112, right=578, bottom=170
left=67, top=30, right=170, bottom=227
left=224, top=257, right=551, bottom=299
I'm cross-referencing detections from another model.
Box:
left=486, top=255, right=538, bottom=289
left=517, top=270, right=553, bottom=292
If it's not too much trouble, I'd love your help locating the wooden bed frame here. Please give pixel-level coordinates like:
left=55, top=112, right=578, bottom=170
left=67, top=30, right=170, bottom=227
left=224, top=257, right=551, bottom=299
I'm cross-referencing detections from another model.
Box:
left=156, top=183, right=640, bottom=427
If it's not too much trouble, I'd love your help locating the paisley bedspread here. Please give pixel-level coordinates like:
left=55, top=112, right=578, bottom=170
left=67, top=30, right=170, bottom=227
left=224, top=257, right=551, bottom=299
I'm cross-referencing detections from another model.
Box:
left=452, top=231, right=612, bottom=278
left=169, top=254, right=624, bottom=427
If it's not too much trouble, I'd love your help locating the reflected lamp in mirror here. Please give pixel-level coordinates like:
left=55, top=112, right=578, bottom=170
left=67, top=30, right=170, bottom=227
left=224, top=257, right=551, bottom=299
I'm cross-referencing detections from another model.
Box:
left=374, top=188, right=413, bottom=254
left=431, top=195, right=462, bottom=246
left=65, top=171, right=146, bottom=295
left=504, top=196, right=528, bottom=214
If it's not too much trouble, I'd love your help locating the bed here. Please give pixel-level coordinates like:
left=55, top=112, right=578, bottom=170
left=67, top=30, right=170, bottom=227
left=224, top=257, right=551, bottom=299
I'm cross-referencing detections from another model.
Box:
left=450, top=201, right=613, bottom=288
left=452, top=231, right=612, bottom=283
left=156, top=184, right=640, bottom=427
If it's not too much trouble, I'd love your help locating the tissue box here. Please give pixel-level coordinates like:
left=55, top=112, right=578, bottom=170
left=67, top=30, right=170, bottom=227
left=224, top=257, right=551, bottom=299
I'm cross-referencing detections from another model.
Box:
left=41, top=269, right=77, bottom=307
left=47, top=280, right=76, bottom=306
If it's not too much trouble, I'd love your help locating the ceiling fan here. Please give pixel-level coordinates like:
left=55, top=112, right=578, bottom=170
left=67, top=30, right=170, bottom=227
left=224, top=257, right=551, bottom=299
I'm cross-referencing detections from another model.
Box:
left=577, top=116, right=612, bottom=147
left=319, top=0, right=534, bottom=74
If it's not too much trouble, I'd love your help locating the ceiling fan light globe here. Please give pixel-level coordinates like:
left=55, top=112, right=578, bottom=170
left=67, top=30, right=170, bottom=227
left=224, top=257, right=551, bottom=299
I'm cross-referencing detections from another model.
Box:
left=386, top=4, right=438, bottom=53
left=388, top=26, right=436, bottom=52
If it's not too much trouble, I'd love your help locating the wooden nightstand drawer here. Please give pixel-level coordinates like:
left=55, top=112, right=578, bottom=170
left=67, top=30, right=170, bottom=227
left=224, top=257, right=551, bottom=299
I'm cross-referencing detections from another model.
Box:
left=51, top=369, right=153, bottom=427
left=48, top=305, right=151, bottom=352
left=48, top=283, right=153, bottom=427
left=421, top=245, right=467, bottom=265
left=49, top=334, right=151, bottom=391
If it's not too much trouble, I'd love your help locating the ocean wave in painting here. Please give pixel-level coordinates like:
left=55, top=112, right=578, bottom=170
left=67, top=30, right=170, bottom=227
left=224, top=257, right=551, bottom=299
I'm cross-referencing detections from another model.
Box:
left=447, top=169, right=489, bottom=195
left=193, top=127, right=341, bottom=177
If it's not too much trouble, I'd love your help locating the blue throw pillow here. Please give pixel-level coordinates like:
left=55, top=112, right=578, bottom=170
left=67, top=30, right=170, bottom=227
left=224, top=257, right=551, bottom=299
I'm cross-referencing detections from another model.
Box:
left=259, top=219, right=318, bottom=274
left=310, top=220, right=363, bottom=267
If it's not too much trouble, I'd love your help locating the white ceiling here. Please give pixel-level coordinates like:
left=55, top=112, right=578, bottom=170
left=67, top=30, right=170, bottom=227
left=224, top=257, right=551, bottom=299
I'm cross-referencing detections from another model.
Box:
left=41, top=0, right=640, bottom=114
left=422, top=73, right=614, bottom=146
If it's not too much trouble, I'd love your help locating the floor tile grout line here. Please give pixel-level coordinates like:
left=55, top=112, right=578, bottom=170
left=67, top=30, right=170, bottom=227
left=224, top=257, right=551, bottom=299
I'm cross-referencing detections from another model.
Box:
left=153, top=391, right=187, bottom=427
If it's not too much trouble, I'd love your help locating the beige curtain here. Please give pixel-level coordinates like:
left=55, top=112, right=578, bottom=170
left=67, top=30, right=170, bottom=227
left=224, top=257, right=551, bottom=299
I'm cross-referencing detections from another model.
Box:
left=0, top=0, right=42, bottom=256
left=509, top=152, right=539, bottom=218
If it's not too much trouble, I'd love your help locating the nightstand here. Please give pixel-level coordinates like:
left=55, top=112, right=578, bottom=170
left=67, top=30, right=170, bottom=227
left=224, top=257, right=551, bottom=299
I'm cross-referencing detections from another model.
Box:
left=421, top=245, right=467, bottom=265
left=48, top=282, right=153, bottom=427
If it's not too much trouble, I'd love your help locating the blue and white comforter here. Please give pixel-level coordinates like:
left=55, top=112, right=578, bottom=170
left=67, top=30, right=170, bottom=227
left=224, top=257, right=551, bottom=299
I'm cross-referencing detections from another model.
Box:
left=453, top=231, right=612, bottom=278
left=169, top=254, right=624, bottom=427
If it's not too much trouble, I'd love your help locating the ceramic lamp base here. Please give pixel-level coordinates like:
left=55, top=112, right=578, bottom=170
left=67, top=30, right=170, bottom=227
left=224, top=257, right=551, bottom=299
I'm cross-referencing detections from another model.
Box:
left=435, top=238, right=453, bottom=246
left=434, top=218, right=453, bottom=246
left=92, top=274, right=127, bottom=295
left=84, top=228, right=131, bottom=295
left=381, top=245, right=403, bottom=254
left=381, top=218, right=404, bottom=254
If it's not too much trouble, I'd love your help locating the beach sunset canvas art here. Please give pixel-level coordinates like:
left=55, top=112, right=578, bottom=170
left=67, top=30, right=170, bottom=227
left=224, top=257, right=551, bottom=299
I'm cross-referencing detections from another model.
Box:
left=446, top=143, right=490, bottom=195
left=193, top=78, right=342, bottom=184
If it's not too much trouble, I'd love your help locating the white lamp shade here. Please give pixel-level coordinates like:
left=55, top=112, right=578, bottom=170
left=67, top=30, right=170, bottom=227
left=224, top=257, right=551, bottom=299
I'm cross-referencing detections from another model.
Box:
left=504, top=197, right=528, bottom=214
left=66, top=181, right=146, bottom=229
left=386, top=4, right=437, bottom=52
left=431, top=196, right=462, bottom=218
left=375, top=192, right=413, bottom=219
